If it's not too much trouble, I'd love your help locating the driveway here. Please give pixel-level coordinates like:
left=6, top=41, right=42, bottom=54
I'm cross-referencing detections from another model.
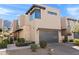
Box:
left=4, top=43, right=79, bottom=55
left=48, top=43, right=79, bottom=55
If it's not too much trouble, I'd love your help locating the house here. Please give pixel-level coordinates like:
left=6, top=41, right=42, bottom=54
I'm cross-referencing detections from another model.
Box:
left=0, top=19, right=3, bottom=39
left=11, top=15, right=31, bottom=41
left=0, top=19, right=3, bottom=29
left=61, top=17, right=79, bottom=40
left=11, top=4, right=62, bottom=44
left=0, top=19, right=11, bottom=40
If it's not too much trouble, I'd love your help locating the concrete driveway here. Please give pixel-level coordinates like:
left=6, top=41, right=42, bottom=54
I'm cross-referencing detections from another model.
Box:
left=48, top=43, right=79, bottom=55
left=4, top=43, right=79, bottom=55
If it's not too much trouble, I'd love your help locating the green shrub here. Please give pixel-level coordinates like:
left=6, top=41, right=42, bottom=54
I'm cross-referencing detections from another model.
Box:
left=17, top=38, right=25, bottom=43
left=2, top=41, right=7, bottom=48
left=31, top=44, right=38, bottom=52
left=3, top=38, right=13, bottom=44
left=68, top=39, right=73, bottom=42
left=31, top=41, right=35, bottom=44
left=15, top=38, right=30, bottom=47
left=8, top=38, right=14, bottom=44
left=39, top=40, right=47, bottom=48
left=14, top=37, right=17, bottom=41
left=15, top=42, right=23, bottom=47
left=0, top=40, right=7, bottom=49
left=63, top=36, right=68, bottom=43
left=3, top=39, right=9, bottom=44
left=74, top=39, right=79, bottom=46
left=25, top=40, right=31, bottom=45
left=15, top=42, right=29, bottom=47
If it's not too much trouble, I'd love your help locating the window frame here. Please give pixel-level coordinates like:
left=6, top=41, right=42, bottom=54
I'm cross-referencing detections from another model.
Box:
left=30, top=9, right=41, bottom=20
left=48, top=11, right=57, bottom=15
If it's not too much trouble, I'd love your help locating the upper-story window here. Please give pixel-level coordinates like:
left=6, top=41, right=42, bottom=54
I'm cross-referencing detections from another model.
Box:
left=48, top=11, right=57, bottom=15
left=30, top=9, right=41, bottom=20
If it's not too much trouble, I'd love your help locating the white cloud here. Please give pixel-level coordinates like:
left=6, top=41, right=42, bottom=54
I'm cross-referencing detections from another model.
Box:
left=67, top=7, right=79, bottom=19
left=0, top=7, right=14, bottom=15
left=0, top=7, right=23, bottom=20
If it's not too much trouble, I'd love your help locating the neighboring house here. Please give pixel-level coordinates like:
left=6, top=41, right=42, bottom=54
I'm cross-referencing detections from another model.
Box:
left=11, top=15, right=30, bottom=41
left=0, top=19, right=3, bottom=29
left=0, top=19, right=11, bottom=40
left=11, top=20, right=20, bottom=39
left=61, top=17, right=79, bottom=39
left=11, top=4, right=62, bottom=44
left=3, top=20, right=11, bottom=30
left=0, top=19, right=11, bottom=30
left=0, top=19, right=3, bottom=39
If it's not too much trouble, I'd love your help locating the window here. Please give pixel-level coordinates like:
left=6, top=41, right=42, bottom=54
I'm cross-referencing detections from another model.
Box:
left=48, top=11, right=57, bottom=15
left=30, top=9, right=41, bottom=20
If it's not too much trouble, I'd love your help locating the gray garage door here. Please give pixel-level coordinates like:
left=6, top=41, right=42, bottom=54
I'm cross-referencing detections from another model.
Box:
left=74, top=33, right=79, bottom=38
left=39, top=30, right=58, bottom=43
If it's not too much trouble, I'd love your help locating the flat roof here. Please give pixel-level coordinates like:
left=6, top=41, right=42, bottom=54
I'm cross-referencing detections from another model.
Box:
left=67, top=18, right=79, bottom=22
left=25, top=4, right=46, bottom=14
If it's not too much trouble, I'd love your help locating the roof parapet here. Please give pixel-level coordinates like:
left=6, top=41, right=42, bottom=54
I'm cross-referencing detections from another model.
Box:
left=26, top=4, right=46, bottom=14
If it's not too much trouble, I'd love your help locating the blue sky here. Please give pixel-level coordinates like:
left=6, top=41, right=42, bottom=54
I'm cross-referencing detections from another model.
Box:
left=0, top=4, right=79, bottom=21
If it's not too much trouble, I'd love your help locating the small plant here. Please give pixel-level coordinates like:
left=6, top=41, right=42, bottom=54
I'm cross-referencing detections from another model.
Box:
left=0, top=28, right=2, bottom=32
left=17, top=38, right=25, bottom=43
left=3, top=39, right=9, bottom=44
left=31, top=43, right=38, bottom=52
left=15, top=42, right=24, bottom=47
left=0, top=40, right=7, bottom=49
left=31, top=41, right=35, bottom=44
left=63, top=36, right=68, bottom=43
left=25, top=40, right=31, bottom=45
left=39, top=40, right=47, bottom=48
left=69, top=39, right=73, bottom=42
left=74, top=39, right=79, bottom=46
left=15, top=42, right=30, bottom=47
left=15, top=38, right=30, bottom=47
left=2, top=41, right=7, bottom=48
left=9, top=38, right=14, bottom=44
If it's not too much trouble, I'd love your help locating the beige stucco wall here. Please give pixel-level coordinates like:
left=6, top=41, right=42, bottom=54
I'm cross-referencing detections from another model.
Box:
left=61, top=17, right=68, bottom=29
left=30, top=6, right=61, bottom=30
left=29, top=5, right=62, bottom=44
left=18, top=26, right=30, bottom=41
left=18, top=15, right=31, bottom=41
left=11, top=20, right=18, bottom=32
left=18, top=15, right=30, bottom=28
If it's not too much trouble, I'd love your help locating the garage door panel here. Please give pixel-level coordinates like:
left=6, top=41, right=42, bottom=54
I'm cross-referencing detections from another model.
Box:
left=39, top=30, right=58, bottom=43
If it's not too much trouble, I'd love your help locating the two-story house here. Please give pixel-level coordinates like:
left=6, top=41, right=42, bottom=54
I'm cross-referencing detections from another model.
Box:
left=11, top=4, right=62, bottom=44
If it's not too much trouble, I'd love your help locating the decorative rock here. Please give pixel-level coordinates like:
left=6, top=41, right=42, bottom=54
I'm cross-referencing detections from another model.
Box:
left=48, top=48, right=55, bottom=55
